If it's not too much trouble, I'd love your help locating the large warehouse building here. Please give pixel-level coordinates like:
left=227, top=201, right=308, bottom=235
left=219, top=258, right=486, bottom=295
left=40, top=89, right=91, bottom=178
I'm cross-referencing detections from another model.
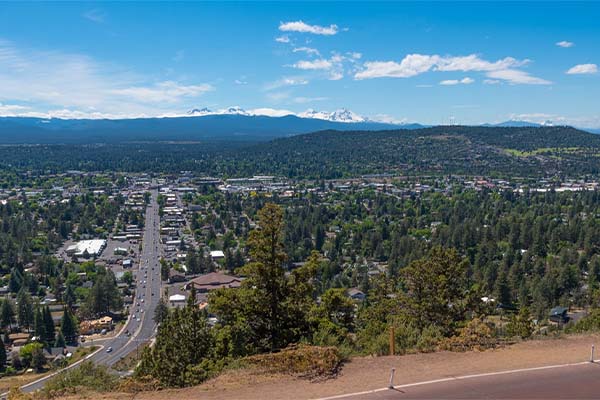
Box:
left=66, top=239, right=107, bottom=257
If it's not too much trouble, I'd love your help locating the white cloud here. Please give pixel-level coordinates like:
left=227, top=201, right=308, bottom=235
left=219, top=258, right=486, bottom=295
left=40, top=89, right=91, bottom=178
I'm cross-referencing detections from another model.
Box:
left=275, top=35, right=290, bottom=43
left=440, top=77, right=474, bottom=85
left=485, top=69, right=551, bottom=85
left=0, top=39, right=214, bottom=117
left=83, top=9, right=106, bottom=23
left=279, top=21, right=338, bottom=36
left=290, top=52, right=359, bottom=80
left=329, top=71, right=344, bottom=81
left=110, top=81, right=213, bottom=103
left=265, top=91, right=290, bottom=102
left=483, top=79, right=501, bottom=85
left=435, top=55, right=528, bottom=72
left=355, top=54, right=440, bottom=79
left=355, top=53, right=548, bottom=85
left=372, top=114, right=408, bottom=124
left=0, top=102, right=29, bottom=114
left=566, top=63, right=598, bottom=75
left=507, top=113, right=600, bottom=128
left=264, top=77, right=309, bottom=91
left=248, top=107, right=294, bottom=117
left=293, top=96, right=328, bottom=104
left=293, top=59, right=333, bottom=70
left=556, top=41, right=574, bottom=48
left=293, top=47, right=320, bottom=56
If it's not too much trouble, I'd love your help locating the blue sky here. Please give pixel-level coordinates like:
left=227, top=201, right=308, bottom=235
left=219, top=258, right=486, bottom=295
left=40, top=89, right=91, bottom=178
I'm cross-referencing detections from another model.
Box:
left=0, top=1, right=599, bottom=126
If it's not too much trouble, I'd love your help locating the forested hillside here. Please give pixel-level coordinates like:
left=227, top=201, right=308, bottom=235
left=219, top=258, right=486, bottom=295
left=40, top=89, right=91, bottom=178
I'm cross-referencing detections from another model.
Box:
left=0, top=126, right=599, bottom=179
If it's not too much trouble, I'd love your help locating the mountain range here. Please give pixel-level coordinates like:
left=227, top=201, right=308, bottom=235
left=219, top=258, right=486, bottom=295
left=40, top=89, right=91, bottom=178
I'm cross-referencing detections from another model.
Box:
left=0, top=108, right=422, bottom=144
left=0, top=107, right=598, bottom=144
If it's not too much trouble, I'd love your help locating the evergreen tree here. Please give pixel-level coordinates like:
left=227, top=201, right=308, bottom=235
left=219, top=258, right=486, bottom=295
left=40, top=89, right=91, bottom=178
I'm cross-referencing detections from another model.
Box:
left=43, top=306, right=56, bottom=344
left=0, top=299, right=15, bottom=332
left=0, top=341, right=6, bottom=372
left=16, top=289, right=34, bottom=330
left=505, top=306, right=534, bottom=339
left=54, top=331, right=66, bottom=348
left=33, top=307, right=44, bottom=339
left=63, top=284, right=76, bottom=308
left=153, top=298, right=169, bottom=325
left=400, top=247, right=472, bottom=334
left=60, top=308, right=77, bottom=344
left=86, top=269, right=123, bottom=315
left=136, top=299, right=214, bottom=387
left=210, top=204, right=316, bottom=353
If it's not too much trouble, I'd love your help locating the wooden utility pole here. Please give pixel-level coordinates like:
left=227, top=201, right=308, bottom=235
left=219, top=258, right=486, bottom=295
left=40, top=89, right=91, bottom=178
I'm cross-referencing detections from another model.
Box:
left=389, top=326, right=395, bottom=356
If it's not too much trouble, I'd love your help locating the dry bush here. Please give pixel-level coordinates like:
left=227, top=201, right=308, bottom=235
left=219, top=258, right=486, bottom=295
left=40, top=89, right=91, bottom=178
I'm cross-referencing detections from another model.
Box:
left=441, top=318, right=501, bottom=352
left=118, top=376, right=162, bottom=393
left=7, top=387, right=34, bottom=400
left=244, top=344, right=343, bottom=381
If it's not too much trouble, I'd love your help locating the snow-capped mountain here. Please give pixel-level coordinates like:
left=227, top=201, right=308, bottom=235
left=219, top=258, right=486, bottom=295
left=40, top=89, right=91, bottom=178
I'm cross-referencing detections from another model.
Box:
left=187, top=107, right=212, bottom=116
left=188, top=106, right=368, bottom=123
left=187, top=106, right=250, bottom=116
left=298, top=108, right=366, bottom=123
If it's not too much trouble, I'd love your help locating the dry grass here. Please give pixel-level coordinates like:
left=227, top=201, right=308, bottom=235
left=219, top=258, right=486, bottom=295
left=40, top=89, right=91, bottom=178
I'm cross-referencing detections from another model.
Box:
left=243, top=344, right=343, bottom=381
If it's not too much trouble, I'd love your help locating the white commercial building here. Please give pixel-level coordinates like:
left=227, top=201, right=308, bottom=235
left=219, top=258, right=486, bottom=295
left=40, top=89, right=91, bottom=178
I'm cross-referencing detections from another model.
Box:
left=66, top=239, right=107, bottom=257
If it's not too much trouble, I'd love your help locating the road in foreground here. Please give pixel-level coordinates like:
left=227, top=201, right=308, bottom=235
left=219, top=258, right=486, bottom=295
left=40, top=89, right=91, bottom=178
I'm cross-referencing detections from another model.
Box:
left=348, top=362, right=600, bottom=400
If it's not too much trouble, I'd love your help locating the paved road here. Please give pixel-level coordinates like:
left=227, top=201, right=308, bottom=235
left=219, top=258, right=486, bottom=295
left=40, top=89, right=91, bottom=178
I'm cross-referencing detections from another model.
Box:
left=91, top=188, right=162, bottom=367
left=348, top=362, right=600, bottom=400
left=19, top=189, right=163, bottom=393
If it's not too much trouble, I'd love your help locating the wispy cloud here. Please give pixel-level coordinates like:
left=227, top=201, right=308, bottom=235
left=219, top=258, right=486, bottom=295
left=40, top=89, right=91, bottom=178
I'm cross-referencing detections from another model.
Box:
left=293, top=47, right=320, bottom=56
left=566, top=63, right=598, bottom=75
left=110, top=81, right=213, bottom=103
left=556, top=40, right=575, bottom=48
left=264, top=77, right=309, bottom=91
left=0, top=39, right=214, bottom=117
left=83, top=9, right=106, bottom=23
left=293, top=96, right=328, bottom=104
left=290, top=52, right=361, bottom=81
left=508, top=113, right=600, bottom=128
left=355, top=53, right=549, bottom=85
left=486, top=69, right=550, bottom=85
left=293, top=59, right=332, bottom=70
left=275, top=35, right=290, bottom=43
left=279, top=21, right=338, bottom=36
left=440, top=77, right=474, bottom=85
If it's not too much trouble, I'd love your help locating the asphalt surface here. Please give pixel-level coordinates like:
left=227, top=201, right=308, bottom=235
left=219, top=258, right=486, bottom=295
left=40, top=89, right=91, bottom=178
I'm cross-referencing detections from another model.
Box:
left=350, top=362, right=600, bottom=400
left=19, top=189, right=163, bottom=393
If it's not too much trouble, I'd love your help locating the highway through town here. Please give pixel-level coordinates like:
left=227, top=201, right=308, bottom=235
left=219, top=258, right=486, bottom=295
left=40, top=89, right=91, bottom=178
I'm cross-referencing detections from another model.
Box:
left=18, top=188, right=163, bottom=394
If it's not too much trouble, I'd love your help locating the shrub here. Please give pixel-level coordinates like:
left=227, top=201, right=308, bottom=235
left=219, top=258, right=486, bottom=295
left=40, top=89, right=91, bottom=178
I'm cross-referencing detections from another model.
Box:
left=505, top=307, right=534, bottom=339
left=244, top=344, right=343, bottom=381
left=356, top=320, right=443, bottom=356
left=40, top=361, right=118, bottom=398
left=441, top=318, right=500, bottom=352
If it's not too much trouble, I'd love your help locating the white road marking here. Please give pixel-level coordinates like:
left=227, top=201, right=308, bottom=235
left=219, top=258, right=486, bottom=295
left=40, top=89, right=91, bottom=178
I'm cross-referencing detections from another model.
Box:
left=312, top=359, right=598, bottom=400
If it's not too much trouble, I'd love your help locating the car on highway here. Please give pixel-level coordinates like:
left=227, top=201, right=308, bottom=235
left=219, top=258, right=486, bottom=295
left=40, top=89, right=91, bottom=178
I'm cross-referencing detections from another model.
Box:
left=106, top=347, right=113, bottom=353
